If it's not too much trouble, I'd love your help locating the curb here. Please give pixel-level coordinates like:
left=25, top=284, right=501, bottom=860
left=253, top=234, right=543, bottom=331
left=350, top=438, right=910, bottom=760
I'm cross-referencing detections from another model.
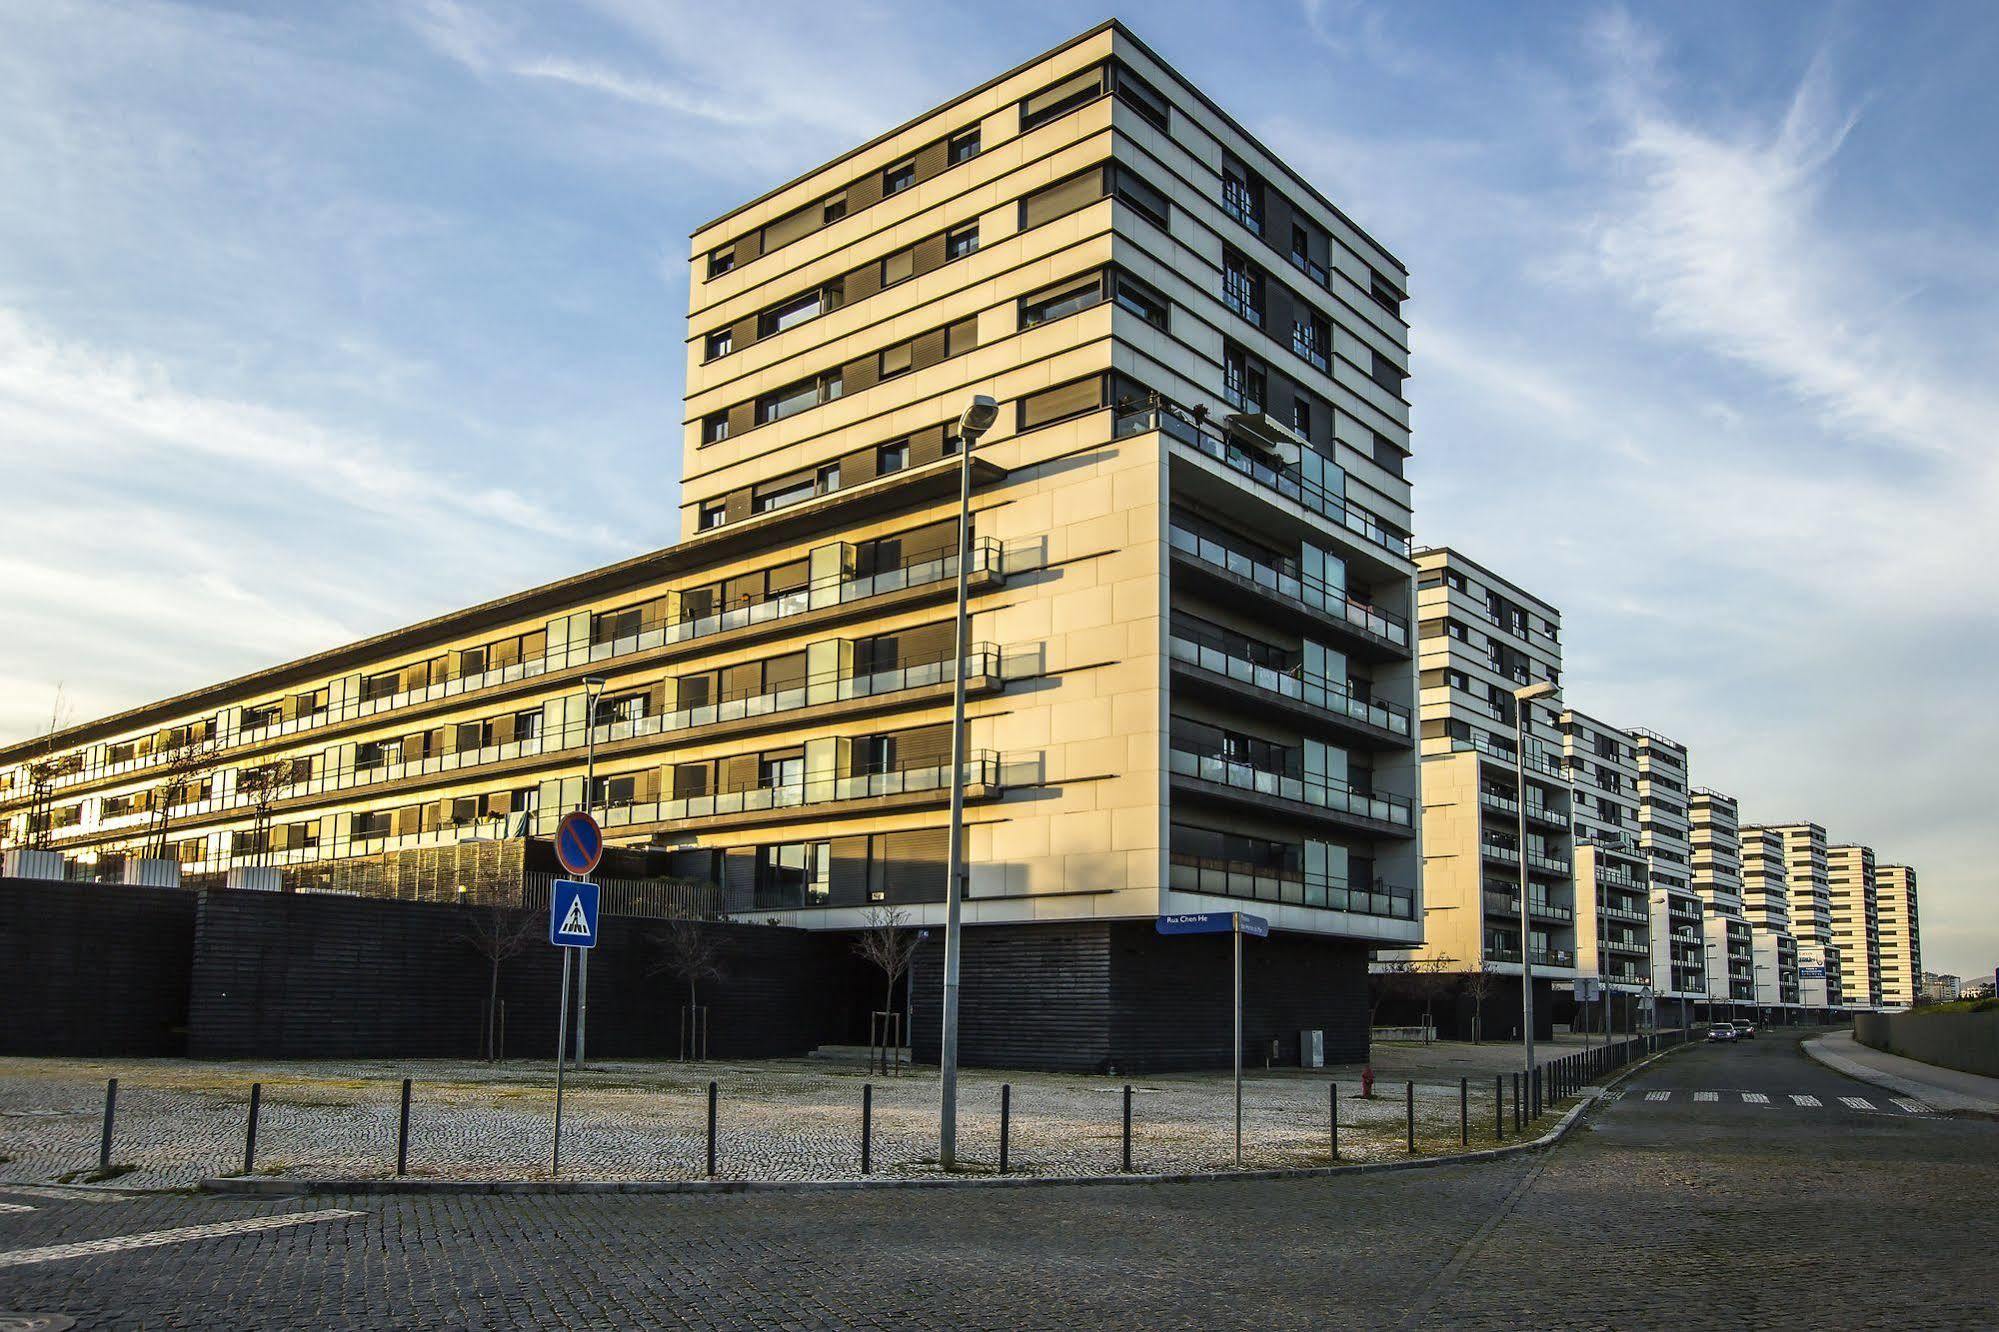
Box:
left=197, top=1043, right=1690, bottom=1199
left=1801, top=1031, right=1999, bottom=1115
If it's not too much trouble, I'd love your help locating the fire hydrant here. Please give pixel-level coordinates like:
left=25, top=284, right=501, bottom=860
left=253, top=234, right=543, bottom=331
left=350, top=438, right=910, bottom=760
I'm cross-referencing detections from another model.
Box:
left=1361, top=1064, right=1375, bottom=1099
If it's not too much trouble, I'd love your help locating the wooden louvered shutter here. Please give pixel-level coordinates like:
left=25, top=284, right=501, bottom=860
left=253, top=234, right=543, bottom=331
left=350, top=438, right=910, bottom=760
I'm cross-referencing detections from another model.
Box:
left=911, top=232, right=948, bottom=278
left=908, top=327, right=949, bottom=372
left=719, top=753, right=759, bottom=793
left=844, top=355, right=881, bottom=394
left=726, top=401, right=756, bottom=438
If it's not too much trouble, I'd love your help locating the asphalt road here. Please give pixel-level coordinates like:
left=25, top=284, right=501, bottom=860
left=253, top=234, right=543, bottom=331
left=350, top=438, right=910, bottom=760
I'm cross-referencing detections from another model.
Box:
left=0, top=1032, right=1991, bottom=1330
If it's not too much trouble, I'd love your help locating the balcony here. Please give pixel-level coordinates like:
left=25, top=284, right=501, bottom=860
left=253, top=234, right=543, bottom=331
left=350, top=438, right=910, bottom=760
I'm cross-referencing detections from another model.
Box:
left=1168, top=748, right=1413, bottom=835
left=1599, top=903, right=1648, bottom=926
left=1484, top=890, right=1574, bottom=924
left=1127, top=400, right=1412, bottom=559
left=1167, top=632, right=1409, bottom=747
left=1168, top=525, right=1408, bottom=657
left=1486, top=946, right=1577, bottom=969
left=1453, top=729, right=1567, bottom=780
left=1604, top=937, right=1650, bottom=957
left=1169, top=854, right=1414, bottom=921
left=1480, top=842, right=1570, bottom=877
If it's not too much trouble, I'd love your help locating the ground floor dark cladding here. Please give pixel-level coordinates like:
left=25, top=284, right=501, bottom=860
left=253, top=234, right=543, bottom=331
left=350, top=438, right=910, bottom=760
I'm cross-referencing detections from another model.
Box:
left=1373, top=973, right=1559, bottom=1044
left=906, top=921, right=1372, bottom=1074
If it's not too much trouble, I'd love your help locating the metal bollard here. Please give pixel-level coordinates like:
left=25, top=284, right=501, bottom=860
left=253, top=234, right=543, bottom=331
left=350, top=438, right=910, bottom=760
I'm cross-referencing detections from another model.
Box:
left=243, top=1083, right=262, bottom=1175
left=397, top=1078, right=413, bottom=1176
left=706, top=1080, right=718, bottom=1179
left=99, top=1078, right=118, bottom=1171
left=1329, top=1082, right=1339, bottom=1161
left=1512, top=1073, right=1522, bottom=1133
left=1121, top=1084, right=1133, bottom=1173
left=999, top=1083, right=1011, bottom=1175
left=861, top=1083, right=873, bottom=1176
left=1460, top=1077, right=1469, bottom=1146
left=1405, top=1081, right=1415, bottom=1154
left=1495, top=1074, right=1504, bottom=1141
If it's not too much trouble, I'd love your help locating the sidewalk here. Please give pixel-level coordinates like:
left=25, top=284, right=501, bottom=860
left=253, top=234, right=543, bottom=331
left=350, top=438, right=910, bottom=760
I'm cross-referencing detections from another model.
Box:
left=1804, top=1030, right=1999, bottom=1113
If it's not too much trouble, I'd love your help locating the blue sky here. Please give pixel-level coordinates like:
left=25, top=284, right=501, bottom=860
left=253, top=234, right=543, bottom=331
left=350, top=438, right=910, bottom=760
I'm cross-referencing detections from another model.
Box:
left=2, top=1, right=1993, bottom=977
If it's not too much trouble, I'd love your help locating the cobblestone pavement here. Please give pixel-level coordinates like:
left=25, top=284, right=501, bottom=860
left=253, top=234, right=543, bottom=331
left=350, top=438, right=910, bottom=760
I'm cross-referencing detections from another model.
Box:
left=0, top=1038, right=1605, bottom=1186
left=0, top=1034, right=1989, bottom=1329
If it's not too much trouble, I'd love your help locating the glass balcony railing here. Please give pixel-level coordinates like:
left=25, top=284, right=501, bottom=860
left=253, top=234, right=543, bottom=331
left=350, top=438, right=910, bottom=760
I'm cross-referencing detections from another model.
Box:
left=1168, top=525, right=1408, bottom=650
left=1166, top=632, right=1409, bottom=737
left=1452, top=729, right=1567, bottom=779
left=1485, top=946, right=1577, bottom=968
left=1168, top=747, right=1411, bottom=828
left=1121, top=400, right=1413, bottom=559
left=1169, top=853, right=1414, bottom=920
left=1484, top=890, right=1574, bottom=923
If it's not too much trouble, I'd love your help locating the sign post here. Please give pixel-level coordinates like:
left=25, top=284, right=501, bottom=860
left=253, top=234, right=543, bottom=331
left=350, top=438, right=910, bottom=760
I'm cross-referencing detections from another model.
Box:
left=547, top=877, right=600, bottom=1178
left=1156, top=910, right=1268, bottom=1166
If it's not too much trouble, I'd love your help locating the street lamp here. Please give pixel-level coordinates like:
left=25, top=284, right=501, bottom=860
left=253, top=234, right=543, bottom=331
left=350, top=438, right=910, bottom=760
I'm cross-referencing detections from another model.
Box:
left=938, top=394, right=998, bottom=1171
left=574, top=675, right=607, bottom=1069
left=1511, top=680, right=1560, bottom=1084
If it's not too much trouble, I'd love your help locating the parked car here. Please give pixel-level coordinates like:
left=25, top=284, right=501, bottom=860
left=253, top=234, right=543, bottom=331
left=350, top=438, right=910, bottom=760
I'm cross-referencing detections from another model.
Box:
left=1731, top=1021, right=1757, bottom=1040
left=1706, top=1024, right=1737, bottom=1042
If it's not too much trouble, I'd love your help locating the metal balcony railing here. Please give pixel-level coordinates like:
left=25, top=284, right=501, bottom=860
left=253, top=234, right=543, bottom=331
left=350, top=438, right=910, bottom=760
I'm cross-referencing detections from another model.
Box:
left=1167, top=632, right=1410, bottom=737
left=1169, top=748, right=1411, bottom=828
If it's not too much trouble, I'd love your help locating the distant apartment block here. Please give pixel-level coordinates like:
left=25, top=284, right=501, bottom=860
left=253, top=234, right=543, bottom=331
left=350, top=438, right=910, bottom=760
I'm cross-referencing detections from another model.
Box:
left=1828, top=844, right=1884, bottom=1010
left=1736, top=821, right=1801, bottom=1007
left=1876, top=865, right=1920, bottom=1008
left=1766, top=822, right=1844, bottom=1010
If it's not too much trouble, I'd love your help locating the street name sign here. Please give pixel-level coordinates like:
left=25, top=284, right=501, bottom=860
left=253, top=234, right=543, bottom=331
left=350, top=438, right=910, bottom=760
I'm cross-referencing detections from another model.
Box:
left=1156, top=911, right=1269, bottom=937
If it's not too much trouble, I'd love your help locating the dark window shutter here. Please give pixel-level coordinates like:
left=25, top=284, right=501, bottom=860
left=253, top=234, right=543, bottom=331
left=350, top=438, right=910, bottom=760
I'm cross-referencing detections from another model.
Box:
left=847, top=172, right=885, bottom=211
left=879, top=828, right=948, bottom=904
left=908, top=327, right=948, bottom=371
left=844, top=355, right=881, bottom=393
left=724, top=487, right=753, bottom=524
left=909, top=425, right=947, bottom=467
left=1020, top=167, right=1106, bottom=229
left=726, top=402, right=756, bottom=438
left=730, top=314, right=760, bottom=351
left=843, top=443, right=880, bottom=485
left=719, top=754, right=759, bottom=793
left=735, top=231, right=763, bottom=264
left=894, top=723, right=953, bottom=768
left=912, top=233, right=948, bottom=277
left=763, top=204, right=819, bottom=252
left=946, top=316, right=978, bottom=356
left=828, top=835, right=869, bottom=906
left=845, top=262, right=882, bottom=302
left=913, top=138, right=949, bottom=183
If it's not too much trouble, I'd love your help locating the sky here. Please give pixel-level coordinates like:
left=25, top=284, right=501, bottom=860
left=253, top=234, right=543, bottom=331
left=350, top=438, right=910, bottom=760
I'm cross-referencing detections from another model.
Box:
left=1, top=0, right=1993, bottom=977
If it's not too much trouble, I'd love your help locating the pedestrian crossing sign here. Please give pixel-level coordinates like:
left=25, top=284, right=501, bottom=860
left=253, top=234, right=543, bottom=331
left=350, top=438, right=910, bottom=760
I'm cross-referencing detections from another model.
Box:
left=549, top=879, right=600, bottom=949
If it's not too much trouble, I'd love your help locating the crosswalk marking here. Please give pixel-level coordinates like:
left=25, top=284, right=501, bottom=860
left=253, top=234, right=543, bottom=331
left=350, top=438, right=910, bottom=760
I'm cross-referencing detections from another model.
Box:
left=1839, top=1096, right=1875, bottom=1111
left=0, top=1203, right=34, bottom=1214
left=0, top=1209, right=362, bottom=1271
left=1645, top=1090, right=1671, bottom=1102
left=1791, top=1094, right=1821, bottom=1107
left=1891, top=1098, right=1930, bottom=1114
left=1741, top=1092, right=1769, bottom=1104
left=1694, top=1091, right=1718, bottom=1102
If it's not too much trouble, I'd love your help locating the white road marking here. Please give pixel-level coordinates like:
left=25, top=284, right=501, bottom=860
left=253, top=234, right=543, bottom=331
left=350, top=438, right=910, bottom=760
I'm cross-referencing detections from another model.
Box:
left=0, top=1186, right=132, bottom=1205
left=1694, top=1091, right=1718, bottom=1103
left=0, top=1209, right=362, bottom=1270
left=0, top=1203, right=34, bottom=1214
left=1741, top=1093, right=1769, bottom=1104
left=1791, top=1095, right=1822, bottom=1107
left=1645, top=1091, right=1671, bottom=1102
left=1839, top=1096, right=1875, bottom=1111
left=1891, top=1098, right=1930, bottom=1114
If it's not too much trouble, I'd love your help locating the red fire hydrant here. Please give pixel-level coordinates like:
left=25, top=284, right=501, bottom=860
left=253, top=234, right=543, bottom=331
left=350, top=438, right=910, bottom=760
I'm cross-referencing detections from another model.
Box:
left=1361, top=1064, right=1375, bottom=1099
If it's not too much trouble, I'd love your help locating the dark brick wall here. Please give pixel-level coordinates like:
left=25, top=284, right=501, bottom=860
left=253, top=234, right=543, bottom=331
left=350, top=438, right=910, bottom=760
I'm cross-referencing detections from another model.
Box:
left=0, top=878, right=196, bottom=1056
left=187, top=890, right=862, bottom=1061
left=909, top=921, right=1372, bottom=1073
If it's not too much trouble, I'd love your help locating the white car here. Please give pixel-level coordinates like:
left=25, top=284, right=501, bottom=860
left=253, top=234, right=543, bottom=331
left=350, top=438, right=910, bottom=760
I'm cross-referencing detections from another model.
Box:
left=1705, top=1024, right=1737, bottom=1043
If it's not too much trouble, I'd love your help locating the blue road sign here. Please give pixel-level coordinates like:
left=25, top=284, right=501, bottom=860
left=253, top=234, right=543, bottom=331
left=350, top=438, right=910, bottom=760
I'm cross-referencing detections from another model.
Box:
left=549, top=879, right=600, bottom=949
left=555, top=811, right=603, bottom=877
left=1156, top=911, right=1269, bottom=938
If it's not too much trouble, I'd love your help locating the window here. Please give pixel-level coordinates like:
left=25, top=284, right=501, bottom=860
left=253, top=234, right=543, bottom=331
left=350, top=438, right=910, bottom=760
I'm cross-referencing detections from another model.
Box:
left=945, top=225, right=979, bottom=259
left=1222, top=342, right=1265, bottom=414
left=1018, top=375, right=1105, bottom=431
left=817, top=462, right=841, bottom=493
left=1111, top=271, right=1169, bottom=328
left=878, top=440, right=909, bottom=475
left=948, top=129, right=981, bottom=164
left=881, top=245, right=915, bottom=287
left=1292, top=395, right=1312, bottom=438
left=707, top=246, right=736, bottom=278
left=1020, top=274, right=1103, bottom=329
left=1109, top=62, right=1170, bottom=130
left=823, top=192, right=847, bottom=224
left=1222, top=248, right=1263, bottom=326
left=705, top=329, right=732, bottom=361
left=1020, top=66, right=1104, bottom=132
left=702, top=412, right=730, bottom=445
left=757, top=840, right=830, bottom=908
left=1370, top=351, right=1407, bottom=397
left=1292, top=312, right=1330, bottom=371
left=882, top=159, right=915, bottom=197
left=1222, top=160, right=1263, bottom=234
left=756, top=371, right=842, bottom=425
left=698, top=501, right=726, bottom=531
left=1019, top=166, right=1105, bottom=230
left=760, top=290, right=823, bottom=337
left=1370, top=273, right=1405, bottom=316
left=1110, top=165, right=1169, bottom=229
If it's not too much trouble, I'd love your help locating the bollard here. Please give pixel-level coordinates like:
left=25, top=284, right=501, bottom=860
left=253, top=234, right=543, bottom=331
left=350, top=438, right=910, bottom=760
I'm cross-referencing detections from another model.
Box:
left=1121, top=1084, right=1133, bottom=1173
left=397, top=1078, right=413, bottom=1176
left=999, top=1083, right=1011, bottom=1175
left=99, top=1078, right=118, bottom=1171
left=1495, top=1074, right=1504, bottom=1141
left=861, top=1083, right=873, bottom=1176
left=1405, top=1080, right=1415, bottom=1154
left=243, top=1083, right=262, bottom=1176
left=1460, top=1077, right=1469, bottom=1146
left=1512, top=1073, right=1522, bottom=1133
left=1329, top=1083, right=1339, bottom=1161
left=706, top=1080, right=718, bottom=1179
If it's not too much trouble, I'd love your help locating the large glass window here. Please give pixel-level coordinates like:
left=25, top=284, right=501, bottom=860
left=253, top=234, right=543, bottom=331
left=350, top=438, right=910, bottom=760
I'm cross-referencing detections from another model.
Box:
left=757, top=840, right=830, bottom=908
left=1020, top=67, right=1104, bottom=132
left=1020, top=274, right=1103, bottom=329
left=760, top=290, right=824, bottom=337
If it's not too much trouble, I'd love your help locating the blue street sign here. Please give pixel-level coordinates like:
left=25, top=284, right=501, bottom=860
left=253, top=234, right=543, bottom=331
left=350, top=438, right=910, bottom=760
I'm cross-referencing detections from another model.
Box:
left=1156, top=911, right=1269, bottom=938
left=549, top=879, right=600, bottom=949
left=555, top=811, right=604, bottom=877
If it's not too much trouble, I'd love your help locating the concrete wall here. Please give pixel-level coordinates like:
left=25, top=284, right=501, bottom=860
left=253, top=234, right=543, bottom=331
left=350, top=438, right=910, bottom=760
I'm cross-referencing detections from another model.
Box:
left=1855, top=1009, right=1999, bottom=1079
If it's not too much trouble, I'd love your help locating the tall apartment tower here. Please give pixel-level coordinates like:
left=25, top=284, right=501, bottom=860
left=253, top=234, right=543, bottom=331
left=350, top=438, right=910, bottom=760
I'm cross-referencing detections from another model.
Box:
left=1737, top=823, right=1802, bottom=1010
left=1768, top=822, right=1843, bottom=1010
left=1686, top=786, right=1754, bottom=1011
left=1561, top=710, right=1694, bottom=1022
left=1827, top=844, right=1883, bottom=1010
left=0, top=23, right=1422, bottom=1070
left=1875, top=864, right=1920, bottom=1008
left=1412, top=550, right=1574, bottom=1032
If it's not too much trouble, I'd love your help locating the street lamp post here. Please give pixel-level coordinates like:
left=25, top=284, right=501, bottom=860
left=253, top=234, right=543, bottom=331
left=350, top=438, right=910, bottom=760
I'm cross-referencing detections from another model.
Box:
left=1511, top=681, right=1560, bottom=1083
left=938, top=395, right=998, bottom=1172
left=575, top=675, right=607, bottom=1069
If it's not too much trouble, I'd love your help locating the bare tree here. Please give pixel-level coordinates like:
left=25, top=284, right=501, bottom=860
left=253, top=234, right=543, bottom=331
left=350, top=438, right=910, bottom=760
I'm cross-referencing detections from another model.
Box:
left=144, top=731, right=220, bottom=861
left=235, top=760, right=289, bottom=872
left=1406, top=955, right=1459, bottom=1040
left=651, top=905, right=727, bottom=1060
left=1368, top=955, right=1413, bottom=1030
left=854, top=906, right=919, bottom=1070
left=22, top=686, right=72, bottom=852
left=1461, top=960, right=1501, bottom=1044
left=458, top=893, right=541, bottom=1062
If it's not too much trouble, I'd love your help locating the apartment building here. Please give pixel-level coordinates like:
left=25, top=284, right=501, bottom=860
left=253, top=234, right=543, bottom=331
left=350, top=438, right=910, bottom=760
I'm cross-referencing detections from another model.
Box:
left=1876, top=865, right=1920, bottom=1008
left=1828, top=844, right=1883, bottom=1010
left=1737, top=822, right=1802, bottom=1008
left=1765, top=822, right=1844, bottom=1010
left=1627, top=729, right=1718, bottom=1020
left=0, top=22, right=1423, bottom=1070
left=1411, top=550, right=1573, bottom=1032
left=1691, top=788, right=1790, bottom=1014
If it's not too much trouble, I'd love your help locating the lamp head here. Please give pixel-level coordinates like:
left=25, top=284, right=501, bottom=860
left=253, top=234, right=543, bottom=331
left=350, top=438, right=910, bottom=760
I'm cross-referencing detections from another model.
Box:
left=1514, top=680, right=1561, bottom=703
left=958, top=395, right=999, bottom=444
